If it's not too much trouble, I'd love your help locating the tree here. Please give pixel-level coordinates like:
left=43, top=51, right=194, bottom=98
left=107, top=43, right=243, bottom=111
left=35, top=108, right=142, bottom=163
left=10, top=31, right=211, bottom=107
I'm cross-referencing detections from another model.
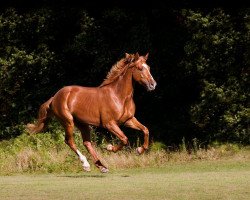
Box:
left=181, top=8, right=249, bottom=144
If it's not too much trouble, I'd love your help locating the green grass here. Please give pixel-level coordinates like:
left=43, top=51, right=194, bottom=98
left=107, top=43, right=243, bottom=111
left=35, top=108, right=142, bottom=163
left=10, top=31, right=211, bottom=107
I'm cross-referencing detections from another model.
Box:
left=0, top=160, right=250, bottom=200
left=1, top=131, right=249, bottom=174
left=0, top=132, right=250, bottom=199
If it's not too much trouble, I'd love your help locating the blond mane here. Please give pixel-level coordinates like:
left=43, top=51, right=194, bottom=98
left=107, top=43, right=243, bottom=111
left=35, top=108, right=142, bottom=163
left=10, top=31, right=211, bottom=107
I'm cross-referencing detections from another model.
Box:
left=99, top=58, right=129, bottom=87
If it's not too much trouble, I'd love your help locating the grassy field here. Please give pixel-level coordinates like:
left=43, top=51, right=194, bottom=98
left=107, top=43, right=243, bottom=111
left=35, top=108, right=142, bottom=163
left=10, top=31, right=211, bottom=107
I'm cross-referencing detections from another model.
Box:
left=0, top=133, right=250, bottom=199
left=1, top=160, right=250, bottom=200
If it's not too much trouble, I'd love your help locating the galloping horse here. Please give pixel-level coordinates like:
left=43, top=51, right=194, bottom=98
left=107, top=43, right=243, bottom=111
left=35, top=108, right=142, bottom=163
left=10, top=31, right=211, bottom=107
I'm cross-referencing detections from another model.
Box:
left=27, top=52, right=157, bottom=173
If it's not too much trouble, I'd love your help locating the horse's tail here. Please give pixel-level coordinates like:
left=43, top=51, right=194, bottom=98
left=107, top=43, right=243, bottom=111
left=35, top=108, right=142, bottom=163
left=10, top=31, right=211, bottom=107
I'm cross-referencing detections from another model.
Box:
left=26, top=97, right=54, bottom=134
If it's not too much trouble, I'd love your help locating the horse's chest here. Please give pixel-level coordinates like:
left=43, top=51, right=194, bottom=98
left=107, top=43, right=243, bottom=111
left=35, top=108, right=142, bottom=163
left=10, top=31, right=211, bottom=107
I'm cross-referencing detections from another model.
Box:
left=100, top=94, right=135, bottom=125
left=119, top=98, right=135, bottom=123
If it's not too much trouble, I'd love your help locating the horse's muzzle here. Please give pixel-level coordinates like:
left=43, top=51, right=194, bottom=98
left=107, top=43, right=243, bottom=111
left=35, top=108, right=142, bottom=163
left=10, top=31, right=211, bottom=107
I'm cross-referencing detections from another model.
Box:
left=147, top=80, right=157, bottom=91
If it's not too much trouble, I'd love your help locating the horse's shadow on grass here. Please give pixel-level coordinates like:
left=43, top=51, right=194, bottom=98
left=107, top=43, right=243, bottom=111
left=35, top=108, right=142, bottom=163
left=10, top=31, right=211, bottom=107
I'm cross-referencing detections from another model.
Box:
left=58, top=174, right=106, bottom=179
left=58, top=174, right=130, bottom=179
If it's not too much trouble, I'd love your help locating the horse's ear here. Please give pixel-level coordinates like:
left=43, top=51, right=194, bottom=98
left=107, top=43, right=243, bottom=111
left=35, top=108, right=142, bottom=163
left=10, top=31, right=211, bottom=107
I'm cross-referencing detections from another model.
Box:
left=125, top=53, right=134, bottom=63
left=125, top=53, right=130, bottom=59
left=134, top=52, right=139, bottom=60
left=144, top=52, right=149, bottom=60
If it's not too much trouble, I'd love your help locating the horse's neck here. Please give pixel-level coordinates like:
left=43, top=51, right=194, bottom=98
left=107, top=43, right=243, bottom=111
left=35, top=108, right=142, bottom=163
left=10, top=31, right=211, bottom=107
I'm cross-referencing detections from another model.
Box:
left=114, top=68, right=134, bottom=100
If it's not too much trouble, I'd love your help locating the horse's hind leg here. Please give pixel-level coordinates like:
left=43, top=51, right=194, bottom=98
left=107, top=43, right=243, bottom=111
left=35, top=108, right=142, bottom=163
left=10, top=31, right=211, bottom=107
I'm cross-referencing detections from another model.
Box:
left=75, top=122, right=109, bottom=173
left=57, top=111, right=91, bottom=172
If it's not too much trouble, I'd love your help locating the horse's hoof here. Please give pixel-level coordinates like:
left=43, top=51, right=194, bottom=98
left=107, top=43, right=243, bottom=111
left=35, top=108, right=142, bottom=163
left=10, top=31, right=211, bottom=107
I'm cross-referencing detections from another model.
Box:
left=136, top=147, right=144, bottom=155
left=83, top=166, right=91, bottom=172
left=106, top=144, right=113, bottom=151
left=100, top=167, right=109, bottom=173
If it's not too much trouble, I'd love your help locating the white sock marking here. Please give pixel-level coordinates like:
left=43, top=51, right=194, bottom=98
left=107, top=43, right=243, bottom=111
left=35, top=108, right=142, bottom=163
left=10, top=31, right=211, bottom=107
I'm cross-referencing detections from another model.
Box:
left=76, top=149, right=90, bottom=168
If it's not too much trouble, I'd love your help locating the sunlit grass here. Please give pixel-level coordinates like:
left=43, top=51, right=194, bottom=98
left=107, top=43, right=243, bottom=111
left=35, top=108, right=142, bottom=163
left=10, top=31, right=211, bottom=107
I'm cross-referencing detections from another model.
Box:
left=0, top=161, right=250, bottom=200
left=0, top=131, right=250, bottom=199
left=0, top=131, right=249, bottom=174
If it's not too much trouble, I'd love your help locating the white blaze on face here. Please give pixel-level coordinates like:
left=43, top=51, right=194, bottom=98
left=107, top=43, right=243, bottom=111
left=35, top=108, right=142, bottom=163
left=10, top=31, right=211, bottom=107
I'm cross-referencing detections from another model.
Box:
left=142, top=63, right=153, bottom=79
left=76, top=149, right=90, bottom=168
left=142, top=63, right=149, bottom=69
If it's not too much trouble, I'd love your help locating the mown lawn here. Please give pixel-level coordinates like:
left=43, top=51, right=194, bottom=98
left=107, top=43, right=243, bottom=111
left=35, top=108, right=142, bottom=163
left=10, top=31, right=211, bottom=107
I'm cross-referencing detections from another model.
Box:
left=0, top=160, right=249, bottom=200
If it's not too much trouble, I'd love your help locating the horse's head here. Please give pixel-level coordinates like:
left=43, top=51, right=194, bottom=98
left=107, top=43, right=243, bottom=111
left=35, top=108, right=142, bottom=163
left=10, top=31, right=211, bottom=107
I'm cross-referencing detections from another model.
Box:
left=126, top=52, right=157, bottom=91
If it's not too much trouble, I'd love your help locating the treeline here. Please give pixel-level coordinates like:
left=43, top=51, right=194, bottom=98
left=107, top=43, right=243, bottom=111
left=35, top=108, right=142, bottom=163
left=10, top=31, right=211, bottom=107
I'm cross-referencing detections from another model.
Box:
left=0, top=5, right=249, bottom=145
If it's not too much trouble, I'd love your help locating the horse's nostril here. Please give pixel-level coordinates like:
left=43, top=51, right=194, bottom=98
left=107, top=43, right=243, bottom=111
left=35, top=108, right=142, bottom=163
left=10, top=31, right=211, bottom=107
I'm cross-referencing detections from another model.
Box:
left=150, top=81, right=156, bottom=88
left=148, top=81, right=156, bottom=91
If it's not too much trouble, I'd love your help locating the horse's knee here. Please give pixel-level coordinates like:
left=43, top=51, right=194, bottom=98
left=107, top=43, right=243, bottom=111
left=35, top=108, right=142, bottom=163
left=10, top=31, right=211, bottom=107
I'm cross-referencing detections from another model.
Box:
left=143, top=127, right=149, bottom=136
left=121, top=136, right=128, bottom=145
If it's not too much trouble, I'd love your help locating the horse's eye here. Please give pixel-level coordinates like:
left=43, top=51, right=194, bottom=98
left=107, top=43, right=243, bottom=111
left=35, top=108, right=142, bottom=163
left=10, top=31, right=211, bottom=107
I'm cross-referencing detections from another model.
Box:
left=138, top=65, right=143, bottom=71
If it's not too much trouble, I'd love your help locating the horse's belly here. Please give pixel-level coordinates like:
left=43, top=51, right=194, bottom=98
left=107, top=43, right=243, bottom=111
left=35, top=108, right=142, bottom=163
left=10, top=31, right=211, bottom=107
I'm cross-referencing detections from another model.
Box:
left=73, top=110, right=100, bottom=126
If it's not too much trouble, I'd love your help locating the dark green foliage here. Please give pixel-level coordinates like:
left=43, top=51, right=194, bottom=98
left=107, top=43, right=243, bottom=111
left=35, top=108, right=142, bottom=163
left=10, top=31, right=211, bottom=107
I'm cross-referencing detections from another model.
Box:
left=0, top=8, right=57, bottom=138
left=0, top=6, right=249, bottom=145
left=181, top=9, right=249, bottom=144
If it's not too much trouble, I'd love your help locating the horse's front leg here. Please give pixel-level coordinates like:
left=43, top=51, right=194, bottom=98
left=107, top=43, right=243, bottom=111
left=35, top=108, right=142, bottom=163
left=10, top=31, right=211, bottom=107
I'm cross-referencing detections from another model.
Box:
left=124, top=117, right=149, bottom=154
left=104, top=121, right=128, bottom=152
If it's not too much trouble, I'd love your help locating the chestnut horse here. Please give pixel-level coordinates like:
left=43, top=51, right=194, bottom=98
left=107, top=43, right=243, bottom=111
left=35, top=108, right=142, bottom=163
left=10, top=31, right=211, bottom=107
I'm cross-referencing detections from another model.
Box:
left=27, top=52, right=157, bottom=173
